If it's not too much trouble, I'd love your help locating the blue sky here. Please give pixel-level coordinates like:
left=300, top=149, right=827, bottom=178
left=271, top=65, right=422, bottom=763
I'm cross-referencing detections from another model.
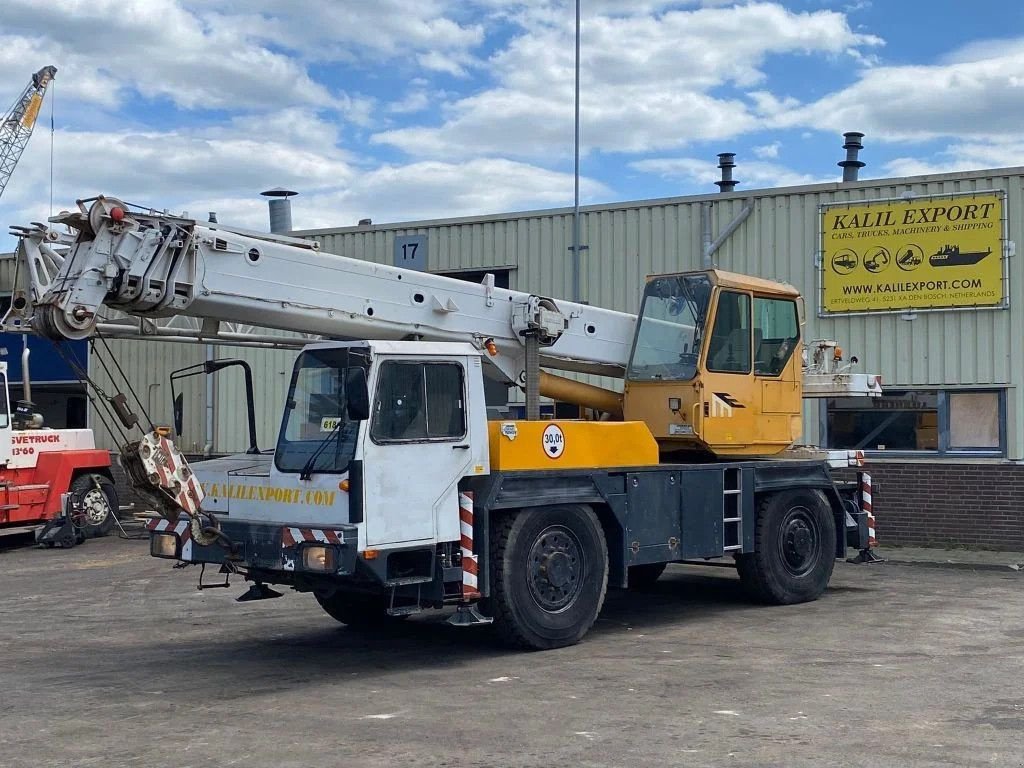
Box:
left=1, top=0, right=1023, bottom=251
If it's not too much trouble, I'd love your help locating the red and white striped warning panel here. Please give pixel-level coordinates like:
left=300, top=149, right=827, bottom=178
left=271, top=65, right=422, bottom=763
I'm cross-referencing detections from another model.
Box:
left=141, top=433, right=205, bottom=515
left=860, top=472, right=877, bottom=548
left=146, top=517, right=195, bottom=560
left=459, top=491, right=479, bottom=599
left=281, top=527, right=346, bottom=548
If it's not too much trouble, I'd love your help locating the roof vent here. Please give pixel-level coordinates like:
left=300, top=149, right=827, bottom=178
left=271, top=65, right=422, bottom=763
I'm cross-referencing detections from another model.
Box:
left=358, top=218, right=372, bottom=227
left=839, top=132, right=865, bottom=183
left=715, top=153, right=738, bottom=193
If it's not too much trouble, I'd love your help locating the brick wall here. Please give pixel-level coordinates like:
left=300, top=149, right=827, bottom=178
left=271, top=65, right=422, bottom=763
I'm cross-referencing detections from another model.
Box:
left=109, top=451, right=1024, bottom=550
left=838, top=461, right=1024, bottom=550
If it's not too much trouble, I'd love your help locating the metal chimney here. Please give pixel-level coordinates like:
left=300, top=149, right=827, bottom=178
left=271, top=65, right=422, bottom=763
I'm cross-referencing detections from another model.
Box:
left=839, top=132, right=865, bottom=182
left=715, top=153, right=738, bottom=193
left=260, top=188, right=298, bottom=233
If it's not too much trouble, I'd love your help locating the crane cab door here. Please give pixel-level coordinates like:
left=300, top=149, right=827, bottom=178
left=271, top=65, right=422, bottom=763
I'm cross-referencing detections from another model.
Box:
left=0, top=366, right=12, bottom=467
left=700, top=291, right=802, bottom=455
left=360, top=355, right=488, bottom=548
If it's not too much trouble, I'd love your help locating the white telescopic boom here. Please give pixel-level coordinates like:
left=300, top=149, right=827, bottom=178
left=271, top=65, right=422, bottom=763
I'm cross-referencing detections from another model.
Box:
left=25, top=197, right=636, bottom=388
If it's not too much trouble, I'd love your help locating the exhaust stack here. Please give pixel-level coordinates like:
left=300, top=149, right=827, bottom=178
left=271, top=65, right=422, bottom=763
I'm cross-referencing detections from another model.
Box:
left=261, top=188, right=298, bottom=234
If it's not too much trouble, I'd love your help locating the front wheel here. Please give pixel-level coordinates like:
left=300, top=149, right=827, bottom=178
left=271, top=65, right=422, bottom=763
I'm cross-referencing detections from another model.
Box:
left=70, top=474, right=117, bottom=539
left=488, top=505, right=608, bottom=650
left=736, top=489, right=836, bottom=605
left=314, top=592, right=395, bottom=628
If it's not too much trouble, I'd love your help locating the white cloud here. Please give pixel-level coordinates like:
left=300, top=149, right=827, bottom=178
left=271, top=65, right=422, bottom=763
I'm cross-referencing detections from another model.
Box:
left=294, top=158, right=611, bottom=229
left=882, top=139, right=1024, bottom=178
left=775, top=37, right=1024, bottom=141
left=753, top=141, right=781, bottom=159
left=373, top=2, right=881, bottom=158
left=0, top=0, right=488, bottom=114
left=0, top=1, right=336, bottom=112
left=0, top=116, right=608, bottom=250
left=631, top=156, right=832, bottom=190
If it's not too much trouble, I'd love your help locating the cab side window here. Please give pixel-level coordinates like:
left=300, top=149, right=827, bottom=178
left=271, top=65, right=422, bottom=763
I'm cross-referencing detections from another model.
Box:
left=753, top=298, right=800, bottom=376
left=371, top=362, right=466, bottom=442
left=707, top=291, right=751, bottom=374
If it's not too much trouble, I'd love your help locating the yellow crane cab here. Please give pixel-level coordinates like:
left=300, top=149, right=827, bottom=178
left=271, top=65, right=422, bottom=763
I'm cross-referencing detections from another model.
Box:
left=624, top=268, right=804, bottom=458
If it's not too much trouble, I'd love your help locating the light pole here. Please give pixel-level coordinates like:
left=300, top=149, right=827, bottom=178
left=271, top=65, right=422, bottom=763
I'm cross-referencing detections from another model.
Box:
left=570, top=0, right=584, bottom=303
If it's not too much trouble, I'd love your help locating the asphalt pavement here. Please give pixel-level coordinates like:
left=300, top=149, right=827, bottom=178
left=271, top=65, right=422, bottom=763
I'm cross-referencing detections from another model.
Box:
left=1, top=533, right=1022, bottom=768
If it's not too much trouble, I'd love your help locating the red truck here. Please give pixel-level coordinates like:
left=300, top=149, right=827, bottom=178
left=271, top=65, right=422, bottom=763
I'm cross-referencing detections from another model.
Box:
left=0, top=361, right=118, bottom=545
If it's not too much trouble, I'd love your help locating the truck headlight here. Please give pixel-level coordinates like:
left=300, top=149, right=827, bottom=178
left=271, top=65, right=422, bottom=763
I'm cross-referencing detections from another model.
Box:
left=151, top=532, right=178, bottom=559
left=302, top=545, right=337, bottom=572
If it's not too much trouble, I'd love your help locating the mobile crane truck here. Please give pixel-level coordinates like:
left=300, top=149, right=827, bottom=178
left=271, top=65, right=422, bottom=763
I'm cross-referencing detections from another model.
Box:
left=12, top=196, right=881, bottom=649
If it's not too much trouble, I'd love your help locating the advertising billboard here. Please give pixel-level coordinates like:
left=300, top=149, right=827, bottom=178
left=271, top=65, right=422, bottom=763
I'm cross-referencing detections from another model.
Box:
left=820, top=192, right=1006, bottom=314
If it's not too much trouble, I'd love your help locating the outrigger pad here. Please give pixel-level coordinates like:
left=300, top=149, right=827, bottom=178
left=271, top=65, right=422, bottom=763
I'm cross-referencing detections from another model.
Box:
left=447, top=603, right=494, bottom=627
left=847, top=548, right=886, bottom=564
left=35, top=515, right=82, bottom=549
left=237, top=583, right=284, bottom=602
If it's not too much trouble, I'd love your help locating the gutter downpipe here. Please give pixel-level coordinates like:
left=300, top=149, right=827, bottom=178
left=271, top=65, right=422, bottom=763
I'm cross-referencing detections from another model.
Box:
left=204, top=344, right=214, bottom=456
left=20, top=335, right=31, bottom=403
left=707, top=200, right=754, bottom=262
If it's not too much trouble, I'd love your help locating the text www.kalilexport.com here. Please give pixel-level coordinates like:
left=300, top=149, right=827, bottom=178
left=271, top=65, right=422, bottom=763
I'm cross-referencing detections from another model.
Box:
left=842, top=278, right=985, bottom=295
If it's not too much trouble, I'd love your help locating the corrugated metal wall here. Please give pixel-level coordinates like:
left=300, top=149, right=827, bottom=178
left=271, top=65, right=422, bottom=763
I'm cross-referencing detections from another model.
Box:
left=7, top=167, right=1022, bottom=458
left=88, top=339, right=298, bottom=455
left=300, top=167, right=1024, bottom=458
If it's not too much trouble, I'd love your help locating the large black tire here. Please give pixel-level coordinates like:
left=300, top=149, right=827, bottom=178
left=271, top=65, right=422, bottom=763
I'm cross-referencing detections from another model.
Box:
left=736, top=489, right=836, bottom=605
left=488, top=505, right=608, bottom=650
left=628, top=562, right=667, bottom=590
left=314, top=592, right=395, bottom=628
left=70, top=474, right=117, bottom=539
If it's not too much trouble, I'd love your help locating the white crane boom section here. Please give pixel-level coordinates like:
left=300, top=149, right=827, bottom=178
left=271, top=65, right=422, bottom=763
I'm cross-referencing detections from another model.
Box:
left=18, top=198, right=634, bottom=386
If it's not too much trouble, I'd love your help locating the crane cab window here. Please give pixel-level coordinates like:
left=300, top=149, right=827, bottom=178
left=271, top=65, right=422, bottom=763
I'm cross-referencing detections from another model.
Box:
left=707, top=291, right=751, bottom=374
left=275, top=347, right=365, bottom=475
left=753, top=297, right=800, bottom=376
left=371, top=362, right=466, bottom=443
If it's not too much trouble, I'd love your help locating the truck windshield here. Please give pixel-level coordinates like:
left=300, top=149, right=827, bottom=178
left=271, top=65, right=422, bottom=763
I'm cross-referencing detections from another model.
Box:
left=627, top=274, right=711, bottom=381
left=275, top=347, right=368, bottom=475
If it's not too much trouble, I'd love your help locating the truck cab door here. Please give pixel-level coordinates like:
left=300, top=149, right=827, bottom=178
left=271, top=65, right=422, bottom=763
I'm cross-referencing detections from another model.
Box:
left=0, top=367, right=12, bottom=467
left=360, top=356, right=488, bottom=548
left=752, top=295, right=802, bottom=444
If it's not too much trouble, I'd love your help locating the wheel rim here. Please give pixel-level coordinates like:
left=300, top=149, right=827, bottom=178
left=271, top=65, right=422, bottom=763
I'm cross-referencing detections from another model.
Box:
left=81, top=488, right=110, bottom=526
left=527, top=525, right=586, bottom=613
left=777, top=505, right=820, bottom=577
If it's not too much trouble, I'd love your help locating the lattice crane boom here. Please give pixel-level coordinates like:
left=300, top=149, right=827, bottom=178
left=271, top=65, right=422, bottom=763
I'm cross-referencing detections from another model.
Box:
left=0, top=66, right=57, bottom=200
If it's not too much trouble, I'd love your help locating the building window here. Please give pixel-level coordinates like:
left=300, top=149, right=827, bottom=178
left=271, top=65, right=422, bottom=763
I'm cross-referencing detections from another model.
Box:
left=949, top=391, right=1000, bottom=450
left=825, top=389, right=1004, bottom=457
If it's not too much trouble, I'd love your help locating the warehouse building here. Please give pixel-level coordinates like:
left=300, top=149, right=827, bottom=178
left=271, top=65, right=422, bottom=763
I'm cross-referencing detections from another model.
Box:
left=2, top=155, right=1022, bottom=549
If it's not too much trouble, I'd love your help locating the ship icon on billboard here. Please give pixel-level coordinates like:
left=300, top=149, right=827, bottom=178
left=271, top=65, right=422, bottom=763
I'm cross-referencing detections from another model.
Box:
left=929, top=244, right=992, bottom=267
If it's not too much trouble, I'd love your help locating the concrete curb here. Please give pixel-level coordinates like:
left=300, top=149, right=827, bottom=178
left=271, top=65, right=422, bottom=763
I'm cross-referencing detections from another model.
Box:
left=882, top=559, right=1023, bottom=573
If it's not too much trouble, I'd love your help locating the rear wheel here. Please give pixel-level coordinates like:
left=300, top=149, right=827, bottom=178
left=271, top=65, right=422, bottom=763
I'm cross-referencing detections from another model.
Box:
left=488, top=505, right=608, bottom=650
left=736, top=489, right=836, bottom=605
left=70, top=474, right=117, bottom=539
left=628, top=562, right=667, bottom=590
